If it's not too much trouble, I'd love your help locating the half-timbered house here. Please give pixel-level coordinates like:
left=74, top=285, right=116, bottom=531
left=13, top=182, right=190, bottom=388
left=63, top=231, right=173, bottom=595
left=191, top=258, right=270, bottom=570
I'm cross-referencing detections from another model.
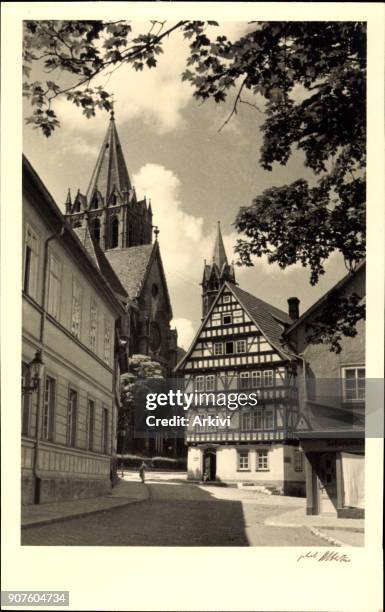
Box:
left=175, top=224, right=306, bottom=495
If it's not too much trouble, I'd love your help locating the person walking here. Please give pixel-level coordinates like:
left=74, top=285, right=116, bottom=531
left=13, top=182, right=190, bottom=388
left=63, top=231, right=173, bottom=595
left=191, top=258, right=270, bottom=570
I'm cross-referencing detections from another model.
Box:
left=139, top=461, right=147, bottom=483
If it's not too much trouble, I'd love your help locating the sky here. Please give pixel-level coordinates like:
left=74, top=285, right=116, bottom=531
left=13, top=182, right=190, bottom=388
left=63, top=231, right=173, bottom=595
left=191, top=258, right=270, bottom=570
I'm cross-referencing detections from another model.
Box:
left=23, top=21, right=347, bottom=350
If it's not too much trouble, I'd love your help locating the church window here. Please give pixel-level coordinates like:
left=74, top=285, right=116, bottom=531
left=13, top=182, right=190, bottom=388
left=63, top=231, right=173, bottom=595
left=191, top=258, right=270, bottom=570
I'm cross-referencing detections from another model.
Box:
left=238, top=450, right=249, bottom=471
left=236, top=339, right=246, bottom=353
left=74, top=200, right=81, bottom=213
left=91, top=197, right=99, bottom=210
left=222, top=314, right=232, bottom=325
left=71, top=278, right=82, bottom=339
left=23, top=224, right=39, bottom=299
left=104, top=318, right=111, bottom=365
left=225, top=341, right=234, bottom=355
left=47, top=253, right=62, bottom=320
left=263, top=370, right=274, bottom=387
left=111, top=194, right=117, bottom=206
left=239, top=372, right=250, bottom=389
left=110, top=217, right=119, bottom=248
left=214, top=342, right=223, bottom=356
left=90, top=300, right=98, bottom=352
left=195, top=376, right=204, bottom=392
left=206, top=375, right=215, bottom=391
left=256, top=450, right=269, bottom=471
left=91, top=218, right=101, bottom=244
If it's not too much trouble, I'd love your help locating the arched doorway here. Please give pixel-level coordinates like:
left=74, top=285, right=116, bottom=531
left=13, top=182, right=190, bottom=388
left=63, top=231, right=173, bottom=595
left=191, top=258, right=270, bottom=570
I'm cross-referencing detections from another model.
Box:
left=203, top=449, right=217, bottom=481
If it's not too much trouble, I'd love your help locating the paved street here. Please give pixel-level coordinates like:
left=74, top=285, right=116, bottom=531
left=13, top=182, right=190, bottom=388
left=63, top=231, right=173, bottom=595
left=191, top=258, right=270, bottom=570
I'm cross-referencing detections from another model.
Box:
left=22, top=473, right=328, bottom=546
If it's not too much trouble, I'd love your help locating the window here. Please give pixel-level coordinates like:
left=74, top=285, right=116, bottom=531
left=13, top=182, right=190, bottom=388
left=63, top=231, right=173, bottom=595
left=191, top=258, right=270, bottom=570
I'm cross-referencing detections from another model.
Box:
left=223, top=295, right=231, bottom=303
left=87, top=399, right=95, bottom=451
left=222, top=314, right=232, bottom=325
left=195, top=376, right=204, bottom=392
left=253, top=408, right=274, bottom=430
left=252, top=371, right=262, bottom=388
left=256, top=450, right=269, bottom=471
left=263, top=370, right=274, bottom=387
left=240, top=412, right=251, bottom=430
left=42, top=376, right=56, bottom=441
left=91, top=218, right=101, bottom=243
left=236, top=339, right=246, bottom=353
left=101, top=407, right=109, bottom=454
left=110, top=217, right=119, bottom=248
left=23, top=224, right=39, bottom=299
left=206, top=375, right=215, bottom=392
left=47, top=254, right=62, bottom=320
left=264, top=409, right=274, bottom=429
left=239, top=372, right=249, bottom=389
left=253, top=409, right=263, bottom=430
left=238, top=450, right=249, bottom=471
left=104, top=318, right=111, bottom=365
left=294, top=449, right=304, bottom=472
left=225, top=341, right=234, bottom=355
left=67, top=389, right=77, bottom=447
left=71, top=278, right=82, bottom=339
left=22, top=362, right=31, bottom=436
left=342, top=367, right=365, bottom=400
left=214, top=342, right=223, bottom=356
left=90, top=301, right=98, bottom=352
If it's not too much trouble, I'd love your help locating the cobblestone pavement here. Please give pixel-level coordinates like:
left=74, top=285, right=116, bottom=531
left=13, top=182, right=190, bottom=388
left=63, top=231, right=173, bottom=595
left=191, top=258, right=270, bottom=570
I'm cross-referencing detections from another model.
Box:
left=22, top=478, right=327, bottom=547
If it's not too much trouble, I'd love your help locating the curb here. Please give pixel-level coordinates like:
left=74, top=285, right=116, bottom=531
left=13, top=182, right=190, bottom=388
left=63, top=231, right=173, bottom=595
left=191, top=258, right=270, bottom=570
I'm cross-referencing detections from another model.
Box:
left=21, top=485, right=150, bottom=530
left=308, top=526, right=346, bottom=547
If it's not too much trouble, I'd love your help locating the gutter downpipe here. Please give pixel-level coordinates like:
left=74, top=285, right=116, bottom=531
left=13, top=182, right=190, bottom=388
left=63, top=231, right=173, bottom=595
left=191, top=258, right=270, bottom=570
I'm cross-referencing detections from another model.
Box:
left=33, top=225, right=65, bottom=504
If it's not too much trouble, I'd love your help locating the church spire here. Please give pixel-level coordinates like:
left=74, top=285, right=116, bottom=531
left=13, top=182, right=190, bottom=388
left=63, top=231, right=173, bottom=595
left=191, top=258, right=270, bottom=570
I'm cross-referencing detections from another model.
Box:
left=201, top=222, right=236, bottom=318
left=86, top=111, right=132, bottom=204
left=212, top=221, right=228, bottom=271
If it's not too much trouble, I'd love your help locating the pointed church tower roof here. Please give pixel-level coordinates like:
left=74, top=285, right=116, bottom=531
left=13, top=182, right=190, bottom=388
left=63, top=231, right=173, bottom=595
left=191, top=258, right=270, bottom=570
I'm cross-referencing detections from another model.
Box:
left=86, top=111, right=132, bottom=203
left=212, top=221, right=228, bottom=270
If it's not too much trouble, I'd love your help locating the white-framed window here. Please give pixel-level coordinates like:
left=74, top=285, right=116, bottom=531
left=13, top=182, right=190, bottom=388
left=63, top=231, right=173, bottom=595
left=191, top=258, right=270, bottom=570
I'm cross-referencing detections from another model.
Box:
left=240, top=412, right=251, bottom=430
left=342, top=367, right=365, bottom=400
left=67, top=388, right=77, bottom=447
left=238, top=450, right=249, bottom=471
left=252, top=371, right=262, bottom=388
left=214, top=342, right=223, bottom=356
left=263, top=370, right=274, bottom=387
left=195, top=375, right=205, bottom=392
left=90, top=300, right=98, bottom=352
left=87, top=399, right=95, bottom=451
left=222, top=314, right=232, bottom=325
left=294, top=449, right=304, bottom=472
left=264, top=409, right=274, bottom=429
left=223, top=295, right=231, bottom=303
left=103, top=318, right=111, bottom=365
left=42, top=376, right=56, bottom=441
left=23, top=224, right=39, bottom=300
left=206, top=374, right=216, bottom=391
left=71, top=278, right=82, bottom=338
left=253, top=408, right=274, bottom=430
left=236, top=339, right=246, bottom=353
left=47, top=253, right=62, bottom=320
left=256, top=449, right=269, bottom=471
left=239, top=372, right=249, bottom=389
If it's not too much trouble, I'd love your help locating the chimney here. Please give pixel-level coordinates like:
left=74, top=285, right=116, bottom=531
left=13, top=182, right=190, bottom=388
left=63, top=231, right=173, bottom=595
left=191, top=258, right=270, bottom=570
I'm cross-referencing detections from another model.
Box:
left=288, top=297, right=300, bottom=321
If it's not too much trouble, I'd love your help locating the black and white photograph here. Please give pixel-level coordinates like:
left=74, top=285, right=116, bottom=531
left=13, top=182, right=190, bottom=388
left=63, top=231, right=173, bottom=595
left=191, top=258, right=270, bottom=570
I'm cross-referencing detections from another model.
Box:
left=1, top=2, right=384, bottom=612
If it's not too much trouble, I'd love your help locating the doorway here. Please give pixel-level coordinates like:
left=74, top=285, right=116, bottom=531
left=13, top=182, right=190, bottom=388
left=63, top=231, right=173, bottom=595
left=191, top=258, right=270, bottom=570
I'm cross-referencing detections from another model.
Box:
left=318, top=452, right=337, bottom=514
left=203, top=449, right=217, bottom=481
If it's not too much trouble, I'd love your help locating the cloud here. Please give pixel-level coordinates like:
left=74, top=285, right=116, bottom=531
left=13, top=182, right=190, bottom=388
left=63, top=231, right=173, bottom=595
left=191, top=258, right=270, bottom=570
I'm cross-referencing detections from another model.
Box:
left=55, top=21, right=255, bottom=136
left=60, top=135, right=99, bottom=157
left=172, top=318, right=195, bottom=351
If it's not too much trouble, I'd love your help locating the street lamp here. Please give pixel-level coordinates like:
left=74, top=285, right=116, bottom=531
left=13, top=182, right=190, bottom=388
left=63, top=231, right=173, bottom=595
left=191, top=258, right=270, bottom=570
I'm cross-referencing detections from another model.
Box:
left=22, top=350, right=45, bottom=395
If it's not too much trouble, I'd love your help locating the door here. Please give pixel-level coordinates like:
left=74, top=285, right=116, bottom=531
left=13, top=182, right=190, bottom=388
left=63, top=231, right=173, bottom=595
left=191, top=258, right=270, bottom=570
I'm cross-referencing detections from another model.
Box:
left=319, top=452, right=337, bottom=514
left=203, top=450, right=217, bottom=481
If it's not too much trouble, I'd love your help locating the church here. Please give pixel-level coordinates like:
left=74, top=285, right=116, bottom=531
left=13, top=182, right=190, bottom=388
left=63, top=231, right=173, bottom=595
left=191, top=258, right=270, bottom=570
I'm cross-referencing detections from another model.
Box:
left=65, top=111, right=182, bottom=456
left=175, top=223, right=306, bottom=495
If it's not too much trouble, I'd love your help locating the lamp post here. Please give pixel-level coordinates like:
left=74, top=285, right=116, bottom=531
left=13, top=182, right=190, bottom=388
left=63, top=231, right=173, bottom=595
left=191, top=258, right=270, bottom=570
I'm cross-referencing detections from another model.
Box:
left=22, top=350, right=45, bottom=395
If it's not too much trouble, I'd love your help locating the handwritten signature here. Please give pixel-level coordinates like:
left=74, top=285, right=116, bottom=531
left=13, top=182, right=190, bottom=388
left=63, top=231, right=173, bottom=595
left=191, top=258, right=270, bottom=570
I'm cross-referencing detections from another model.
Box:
left=297, top=550, right=351, bottom=563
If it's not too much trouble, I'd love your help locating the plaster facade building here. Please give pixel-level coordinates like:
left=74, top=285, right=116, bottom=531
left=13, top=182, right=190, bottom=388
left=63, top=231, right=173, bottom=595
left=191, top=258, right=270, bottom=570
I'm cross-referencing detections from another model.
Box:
left=22, top=156, right=127, bottom=504
left=287, top=262, right=365, bottom=517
